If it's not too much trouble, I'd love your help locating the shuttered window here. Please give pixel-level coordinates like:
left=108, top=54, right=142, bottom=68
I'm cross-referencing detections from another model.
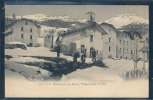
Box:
left=90, top=35, right=93, bottom=42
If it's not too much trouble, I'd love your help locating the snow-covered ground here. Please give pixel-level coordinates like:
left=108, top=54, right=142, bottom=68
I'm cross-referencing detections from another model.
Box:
left=5, top=47, right=93, bottom=63
left=5, top=47, right=149, bottom=97
left=5, top=60, right=52, bottom=80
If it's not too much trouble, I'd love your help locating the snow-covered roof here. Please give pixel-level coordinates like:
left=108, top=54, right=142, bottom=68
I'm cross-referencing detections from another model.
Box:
left=6, top=41, right=26, bottom=45
left=121, top=30, right=142, bottom=40
left=61, top=22, right=107, bottom=37
left=100, top=22, right=121, bottom=35
left=6, top=18, right=41, bottom=29
left=139, top=46, right=149, bottom=52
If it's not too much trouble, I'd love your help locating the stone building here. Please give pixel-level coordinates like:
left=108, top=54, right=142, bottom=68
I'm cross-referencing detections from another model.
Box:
left=5, top=19, right=41, bottom=46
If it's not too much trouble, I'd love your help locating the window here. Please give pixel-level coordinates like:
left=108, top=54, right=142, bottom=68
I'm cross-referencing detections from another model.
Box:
left=90, top=35, right=93, bottom=42
left=109, top=47, right=111, bottom=52
left=120, top=40, right=121, bottom=44
left=127, top=41, right=128, bottom=46
left=25, top=21, right=28, bottom=25
left=30, top=35, right=32, bottom=40
left=109, top=38, right=111, bottom=43
left=120, top=48, right=121, bottom=52
left=21, top=27, right=23, bottom=31
left=97, top=50, right=98, bottom=55
left=30, top=28, right=32, bottom=32
left=21, top=34, right=24, bottom=38
left=127, top=49, right=128, bottom=53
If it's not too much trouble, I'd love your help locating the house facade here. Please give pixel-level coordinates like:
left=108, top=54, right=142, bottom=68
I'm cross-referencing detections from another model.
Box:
left=59, top=22, right=107, bottom=59
left=5, top=19, right=41, bottom=46
left=100, top=22, right=143, bottom=60
left=100, top=23, right=120, bottom=59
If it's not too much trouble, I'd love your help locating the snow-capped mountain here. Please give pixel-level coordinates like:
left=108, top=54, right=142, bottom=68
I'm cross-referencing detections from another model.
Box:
left=21, top=14, right=87, bottom=23
left=103, top=14, right=149, bottom=29
left=6, top=14, right=87, bottom=29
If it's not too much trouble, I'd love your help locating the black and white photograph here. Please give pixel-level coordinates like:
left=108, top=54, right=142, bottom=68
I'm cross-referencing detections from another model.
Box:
left=4, top=5, right=149, bottom=97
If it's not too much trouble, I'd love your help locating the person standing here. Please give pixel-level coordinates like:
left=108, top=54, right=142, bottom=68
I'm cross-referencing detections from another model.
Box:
left=56, top=44, right=61, bottom=57
left=73, top=52, right=79, bottom=67
left=81, top=51, right=86, bottom=63
left=92, top=49, right=96, bottom=62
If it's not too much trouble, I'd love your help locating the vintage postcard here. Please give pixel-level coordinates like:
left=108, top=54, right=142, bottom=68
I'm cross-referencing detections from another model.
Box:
left=4, top=5, right=149, bottom=97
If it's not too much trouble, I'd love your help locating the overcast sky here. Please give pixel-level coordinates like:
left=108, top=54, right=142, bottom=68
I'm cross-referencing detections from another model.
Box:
left=5, top=5, right=149, bottom=22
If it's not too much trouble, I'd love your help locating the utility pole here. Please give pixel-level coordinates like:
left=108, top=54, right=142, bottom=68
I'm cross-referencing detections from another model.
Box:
left=134, top=39, right=138, bottom=71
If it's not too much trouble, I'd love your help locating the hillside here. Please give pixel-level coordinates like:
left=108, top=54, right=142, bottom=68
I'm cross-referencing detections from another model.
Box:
left=120, top=23, right=149, bottom=36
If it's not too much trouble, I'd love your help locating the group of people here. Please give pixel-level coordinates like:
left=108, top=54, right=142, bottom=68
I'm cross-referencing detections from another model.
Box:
left=55, top=44, right=97, bottom=67
left=73, top=49, right=97, bottom=67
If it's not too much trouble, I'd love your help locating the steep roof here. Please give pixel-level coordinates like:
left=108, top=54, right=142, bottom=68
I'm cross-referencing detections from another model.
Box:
left=61, top=22, right=107, bottom=37
left=120, top=30, right=134, bottom=40
left=5, top=31, right=13, bottom=36
left=100, top=22, right=121, bottom=36
left=139, top=46, right=149, bottom=52
left=120, top=30, right=142, bottom=40
left=5, top=18, right=41, bottom=29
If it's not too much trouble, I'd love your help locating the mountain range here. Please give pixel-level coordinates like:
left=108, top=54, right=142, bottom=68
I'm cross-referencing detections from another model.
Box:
left=102, top=14, right=149, bottom=35
left=5, top=13, right=149, bottom=36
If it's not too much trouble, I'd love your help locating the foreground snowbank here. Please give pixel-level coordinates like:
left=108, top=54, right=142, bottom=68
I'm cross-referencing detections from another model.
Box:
left=5, top=60, right=52, bottom=80
left=62, top=59, right=148, bottom=81
left=10, top=57, right=50, bottom=63
left=5, top=59, right=149, bottom=98
left=5, top=67, right=148, bottom=98
left=103, top=59, right=148, bottom=72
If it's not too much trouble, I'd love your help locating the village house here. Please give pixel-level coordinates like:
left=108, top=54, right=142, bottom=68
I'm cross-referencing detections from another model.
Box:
left=44, top=34, right=54, bottom=48
left=58, top=22, right=107, bottom=59
left=100, top=22, right=121, bottom=59
left=5, top=18, right=41, bottom=47
left=100, top=22, right=143, bottom=60
left=120, top=30, right=143, bottom=59
left=43, top=26, right=68, bottom=49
